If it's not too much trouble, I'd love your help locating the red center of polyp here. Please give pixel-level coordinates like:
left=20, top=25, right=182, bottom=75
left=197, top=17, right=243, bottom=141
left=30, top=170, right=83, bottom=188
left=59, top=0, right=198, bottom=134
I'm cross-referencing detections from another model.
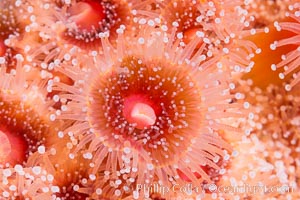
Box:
left=123, top=95, right=157, bottom=129
left=0, top=128, right=27, bottom=165
left=68, top=0, right=106, bottom=31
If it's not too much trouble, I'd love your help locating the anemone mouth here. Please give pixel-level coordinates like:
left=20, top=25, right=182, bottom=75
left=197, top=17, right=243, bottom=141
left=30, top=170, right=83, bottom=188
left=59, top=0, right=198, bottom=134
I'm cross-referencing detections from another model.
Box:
left=0, top=96, right=50, bottom=166
left=0, top=127, right=27, bottom=166
left=61, top=0, right=132, bottom=50
left=88, top=56, right=202, bottom=166
left=67, top=0, right=106, bottom=32
left=122, top=94, right=158, bottom=129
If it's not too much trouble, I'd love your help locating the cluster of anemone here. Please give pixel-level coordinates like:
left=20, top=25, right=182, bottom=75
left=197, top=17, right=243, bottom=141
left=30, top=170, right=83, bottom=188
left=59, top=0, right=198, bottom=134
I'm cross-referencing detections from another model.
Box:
left=0, top=0, right=299, bottom=200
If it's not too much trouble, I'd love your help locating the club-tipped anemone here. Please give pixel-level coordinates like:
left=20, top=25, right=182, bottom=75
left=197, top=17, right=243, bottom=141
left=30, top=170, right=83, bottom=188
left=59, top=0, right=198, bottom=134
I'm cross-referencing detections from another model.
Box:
left=0, top=55, right=61, bottom=167
left=160, top=0, right=258, bottom=75
left=160, top=0, right=247, bottom=40
left=24, top=132, right=93, bottom=200
left=0, top=166, right=57, bottom=199
left=6, top=0, right=68, bottom=66
left=51, top=25, right=249, bottom=198
left=87, top=54, right=210, bottom=158
left=60, top=0, right=133, bottom=50
left=24, top=0, right=158, bottom=57
left=13, top=0, right=159, bottom=77
left=0, top=1, right=299, bottom=199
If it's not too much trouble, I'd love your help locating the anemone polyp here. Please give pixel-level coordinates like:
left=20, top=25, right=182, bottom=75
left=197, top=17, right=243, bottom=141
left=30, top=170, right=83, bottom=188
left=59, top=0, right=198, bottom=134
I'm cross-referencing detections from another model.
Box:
left=53, top=24, right=247, bottom=198
left=88, top=54, right=206, bottom=166
left=0, top=96, right=47, bottom=166
left=160, top=0, right=257, bottom=75
left=160, top=0, right=247, bottom=41
left=0, top=59, right=58, bottom=167
left=58, top=0, right=134, bottom=50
